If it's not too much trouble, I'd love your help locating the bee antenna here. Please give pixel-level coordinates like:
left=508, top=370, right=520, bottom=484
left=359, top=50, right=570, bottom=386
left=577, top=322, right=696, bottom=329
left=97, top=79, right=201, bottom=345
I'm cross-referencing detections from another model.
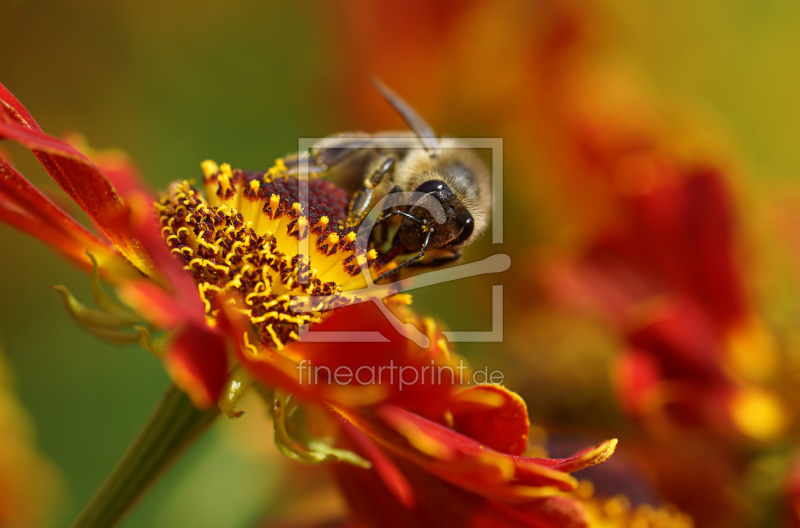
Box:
left=371, top=77, right=439, bottom=156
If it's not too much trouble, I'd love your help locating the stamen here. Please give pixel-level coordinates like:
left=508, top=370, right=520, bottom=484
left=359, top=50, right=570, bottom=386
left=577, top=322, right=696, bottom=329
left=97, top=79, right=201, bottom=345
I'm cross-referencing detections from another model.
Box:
left=158, top=164, right=379, bottom=350
left=201, top=160, right=220, bottom=178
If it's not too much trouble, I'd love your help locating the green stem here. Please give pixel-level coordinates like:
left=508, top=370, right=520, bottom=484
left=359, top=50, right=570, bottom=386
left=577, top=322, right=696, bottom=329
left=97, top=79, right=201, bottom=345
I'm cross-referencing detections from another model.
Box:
left=71, top=383, right=220, bottom=528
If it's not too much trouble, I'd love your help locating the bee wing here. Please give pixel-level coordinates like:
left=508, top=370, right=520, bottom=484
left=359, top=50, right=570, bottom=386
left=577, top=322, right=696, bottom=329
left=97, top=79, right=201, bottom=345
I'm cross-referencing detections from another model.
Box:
left=372, top=78, right=439, bottom=154
left=282, top=134, right=374, bottom=176
left=311, top=133, right=374, bottom=168
left=281, top=151, right=328, bottom=176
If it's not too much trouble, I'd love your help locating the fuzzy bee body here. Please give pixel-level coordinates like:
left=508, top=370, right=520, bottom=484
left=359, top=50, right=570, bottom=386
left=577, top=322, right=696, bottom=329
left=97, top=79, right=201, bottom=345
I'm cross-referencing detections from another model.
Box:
left=283, top=82, right=491, bottom=282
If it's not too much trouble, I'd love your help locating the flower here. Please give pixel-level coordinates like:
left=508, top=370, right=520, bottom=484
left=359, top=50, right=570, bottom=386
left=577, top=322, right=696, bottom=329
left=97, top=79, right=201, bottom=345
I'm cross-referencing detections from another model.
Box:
left=543, top=161, right=788, bottom=439
left=0, top=82, right=619, bottom=526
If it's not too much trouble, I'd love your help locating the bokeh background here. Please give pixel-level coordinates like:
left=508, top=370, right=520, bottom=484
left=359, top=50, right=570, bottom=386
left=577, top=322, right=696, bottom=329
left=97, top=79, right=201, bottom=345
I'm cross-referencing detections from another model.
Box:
left=2, top=1, right=800, bottom=526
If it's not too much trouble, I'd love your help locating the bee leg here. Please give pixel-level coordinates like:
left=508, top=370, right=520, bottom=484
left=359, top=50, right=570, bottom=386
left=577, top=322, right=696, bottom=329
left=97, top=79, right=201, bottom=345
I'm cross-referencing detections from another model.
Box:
left=373, top=209, right=420, bottom=225
left=376, top=185, right=403, bottom=244
left=346, top=156, right=396, bottom=227
left=374, top=229, right=433, bottom=283
left=408, top=249, right=462, bottom=269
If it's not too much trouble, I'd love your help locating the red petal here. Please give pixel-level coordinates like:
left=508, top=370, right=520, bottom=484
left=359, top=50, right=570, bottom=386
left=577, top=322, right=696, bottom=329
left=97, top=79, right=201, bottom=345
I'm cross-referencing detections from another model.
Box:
left=338, top=404, right=585, bottom=501
left=285, top=302, right=455, bottom=411
left=0, top=160, right=102, bottom=262
left=614, top=347, right=661, bottom=417
left=626, top=299, right=725, bottom=380
left=217, top=298, right=324, bottom=400
left=449, top=385, right=530, bottom=456
left=333, top=449, right=589, bottom=528
left=525, top=438, right=618, bottom=473
left=0, top=83, right=37, bottom=127
left=164, top=323, right=229, bottom=408
left=114, top=190, right=206, bottom=310
left=233, top=302, right=457, bottom=410
left=0, top=82, right=142, bottom=268
left=117, top=280, right=197, bottom=329
left=64, top=133, right=148, bottom=198
left=342, top=421, right=415, bottom=508
left=625, top=167, right=747, bottom=329
left=0, top=158, right=139, bottom=279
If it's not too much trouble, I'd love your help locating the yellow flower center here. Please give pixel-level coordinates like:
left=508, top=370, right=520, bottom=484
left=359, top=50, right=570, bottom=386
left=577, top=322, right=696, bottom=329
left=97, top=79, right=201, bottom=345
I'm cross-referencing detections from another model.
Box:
left=156, top=161, right=379, bottom=350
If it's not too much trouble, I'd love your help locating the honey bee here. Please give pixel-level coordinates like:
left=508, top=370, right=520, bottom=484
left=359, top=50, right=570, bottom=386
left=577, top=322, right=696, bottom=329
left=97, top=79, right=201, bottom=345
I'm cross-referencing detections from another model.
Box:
left=284, top=80, right=491, bottom=283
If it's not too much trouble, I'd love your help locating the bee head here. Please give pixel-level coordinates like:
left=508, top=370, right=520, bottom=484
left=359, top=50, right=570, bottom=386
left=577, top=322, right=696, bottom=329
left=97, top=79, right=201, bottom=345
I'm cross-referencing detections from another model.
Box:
left=396, top=179, right=475, bottom=252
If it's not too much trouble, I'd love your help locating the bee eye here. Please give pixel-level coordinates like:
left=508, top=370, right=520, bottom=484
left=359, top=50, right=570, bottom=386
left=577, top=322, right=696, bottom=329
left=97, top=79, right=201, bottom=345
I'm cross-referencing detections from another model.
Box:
left=451, top=209, right=474, bottom=247
left=415, top=180, right=446, bottom=195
